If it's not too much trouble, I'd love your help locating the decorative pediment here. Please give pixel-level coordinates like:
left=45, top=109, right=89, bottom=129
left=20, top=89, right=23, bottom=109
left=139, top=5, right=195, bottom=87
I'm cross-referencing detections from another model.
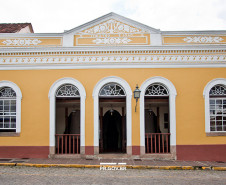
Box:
left=79, top=19, right=144, bottom=35
left=74, top=18, right=150, bottom=46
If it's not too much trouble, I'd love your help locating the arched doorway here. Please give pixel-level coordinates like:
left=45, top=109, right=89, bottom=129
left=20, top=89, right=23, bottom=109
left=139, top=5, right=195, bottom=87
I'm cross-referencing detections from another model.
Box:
left=55, top=84, right=80, bottom=154
left=93, top=76, right=132, bottom=155
left=99, top=83, right=126, bottom=153
left=48, top=78, right=86, bottom=155
left=140, top=77, right=177, bottom=157
left=102, top=110, right=122, bottom=152
left=144, top=83, right=170, bottom=153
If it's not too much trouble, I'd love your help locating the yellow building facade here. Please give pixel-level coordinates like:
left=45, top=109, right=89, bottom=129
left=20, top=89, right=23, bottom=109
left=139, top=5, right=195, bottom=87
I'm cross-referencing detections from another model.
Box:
left=0, top=13, right=225, bottom=161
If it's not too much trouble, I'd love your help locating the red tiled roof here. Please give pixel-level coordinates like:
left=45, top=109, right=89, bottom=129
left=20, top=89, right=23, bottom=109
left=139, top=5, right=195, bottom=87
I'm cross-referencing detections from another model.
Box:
left=0, top=23, right=34, bottom=33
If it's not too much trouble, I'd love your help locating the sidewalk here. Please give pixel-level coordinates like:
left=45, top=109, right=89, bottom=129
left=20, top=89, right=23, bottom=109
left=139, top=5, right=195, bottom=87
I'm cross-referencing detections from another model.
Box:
left=0, top=158, right=225, bottom=170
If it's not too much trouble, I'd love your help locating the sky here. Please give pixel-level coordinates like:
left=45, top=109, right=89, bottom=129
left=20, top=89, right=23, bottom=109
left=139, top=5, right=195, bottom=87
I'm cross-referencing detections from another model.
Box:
left=0, top=0, right=226, bottom=33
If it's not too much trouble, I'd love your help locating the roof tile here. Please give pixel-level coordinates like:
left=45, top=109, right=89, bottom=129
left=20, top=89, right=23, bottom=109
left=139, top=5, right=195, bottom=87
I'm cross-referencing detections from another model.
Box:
left=0, top=23, right=34, bottom=33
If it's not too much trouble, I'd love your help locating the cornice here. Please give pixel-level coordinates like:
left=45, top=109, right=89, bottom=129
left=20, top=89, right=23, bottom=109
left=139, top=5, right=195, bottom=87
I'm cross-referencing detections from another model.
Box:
left=0, top=63, right=226, bottom=71
left=0, top=45, right=226, bottom=69
left=1, top=45, right=226, bottom=53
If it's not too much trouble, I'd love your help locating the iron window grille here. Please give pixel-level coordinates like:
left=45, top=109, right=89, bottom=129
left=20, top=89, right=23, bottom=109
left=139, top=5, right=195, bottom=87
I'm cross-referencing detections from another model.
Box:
left=0, top=87, right=17, bottom=131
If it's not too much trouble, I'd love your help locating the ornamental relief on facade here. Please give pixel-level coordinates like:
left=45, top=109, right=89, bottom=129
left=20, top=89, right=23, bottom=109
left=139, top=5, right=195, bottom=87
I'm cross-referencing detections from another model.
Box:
left=0, top=38, right=62, bottom=47
left=93, top=37, right=132, bottom=44
left=163, top=35, right=226, bottom=45
left=74, top=19, right=150, bottom=46
left=183, top=36, right=224, bottom=43
left=79, top=19, right=143, bottom=34
left=2, top=39, right=42, bottom=46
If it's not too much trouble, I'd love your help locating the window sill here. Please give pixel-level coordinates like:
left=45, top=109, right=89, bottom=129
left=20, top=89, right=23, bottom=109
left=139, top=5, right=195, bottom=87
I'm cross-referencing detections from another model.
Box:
left=0, top=132, right=20, bottom=137
left=206, top=132, right=226, bottom=137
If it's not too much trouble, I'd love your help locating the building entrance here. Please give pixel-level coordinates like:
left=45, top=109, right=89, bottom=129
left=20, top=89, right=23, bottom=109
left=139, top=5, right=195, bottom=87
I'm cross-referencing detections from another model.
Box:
left=55, top=84, right=80, bottom=154
left=102, top=110, right=122, bottom=152
left=144, top=83, right=170, bottom=154
left=98, top=83, right=127, bottom=153
left=99, top=99, right=126, bottom=153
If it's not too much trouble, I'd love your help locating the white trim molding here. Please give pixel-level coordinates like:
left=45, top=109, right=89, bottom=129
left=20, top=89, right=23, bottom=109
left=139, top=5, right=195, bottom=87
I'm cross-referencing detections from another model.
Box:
left=1, top=54, right=226, bottom=65
left=48, top=77, right=86, bottom=149
left=203, top=78, right=226, bottom=133
left=92, top=76, right=132, bottom=153
left=140, top=77, right=177, bottom=149
left=0, top=63, right=226, bottom=71
left=0, top=80, right=22, bottom=133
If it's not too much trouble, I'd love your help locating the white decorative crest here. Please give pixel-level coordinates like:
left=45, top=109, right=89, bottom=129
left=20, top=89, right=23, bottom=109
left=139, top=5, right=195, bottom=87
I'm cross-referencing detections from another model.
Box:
left=183, top=36, right=224, bottom=43
left=209, top=85, right=226, bottom=96
left=56, top=84, right=80, bottom=97
left=80, top=19, right=142, bottom=34
left=2, top=39, right=42, bottom=46
left=0, top=87, right=16, bottom=97
left=99, top=83, right=126, bottom=96
left=93, top=37, right=132, bottom=44
left=145, top=84, right=169, bottom=96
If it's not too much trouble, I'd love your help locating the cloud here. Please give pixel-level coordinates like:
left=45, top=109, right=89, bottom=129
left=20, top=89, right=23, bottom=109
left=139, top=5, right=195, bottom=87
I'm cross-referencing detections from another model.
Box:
left=113, top=0, right=226, bottom=31
left=0, top=0, right=225, bottom=32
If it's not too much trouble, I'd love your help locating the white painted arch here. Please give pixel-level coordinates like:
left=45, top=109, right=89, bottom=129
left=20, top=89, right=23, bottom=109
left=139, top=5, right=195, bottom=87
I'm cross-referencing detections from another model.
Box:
left=92, top=76, right=132, bottom=152
left=203, top=78, right=226, bottom=133
left=48, top=77, right=86, bottom=149
left=0, top=81, right=22, bottom=133
left=140, top=76, right=177, bottom=148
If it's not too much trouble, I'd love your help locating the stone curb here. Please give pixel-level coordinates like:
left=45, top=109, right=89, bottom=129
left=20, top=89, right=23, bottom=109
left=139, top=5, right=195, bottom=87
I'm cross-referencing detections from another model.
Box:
left=0, top=163, right=16, bottom=166
left=0, top=163, right=225, bottom=171
left=212, top=167, right=226, bottom=171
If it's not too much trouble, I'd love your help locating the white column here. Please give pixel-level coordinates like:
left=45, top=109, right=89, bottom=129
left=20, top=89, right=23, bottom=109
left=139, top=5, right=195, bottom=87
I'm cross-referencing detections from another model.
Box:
left=140, top=95, right=145, bottom=147
left=93, top=95, right=99, bottom=147
left=49, top=96, right=55, bottom=147
left=126, top=95, right=132, bottom=147
left=80, top=96, right=85, bottom=146
left=169, top=95, right=176, bottom=146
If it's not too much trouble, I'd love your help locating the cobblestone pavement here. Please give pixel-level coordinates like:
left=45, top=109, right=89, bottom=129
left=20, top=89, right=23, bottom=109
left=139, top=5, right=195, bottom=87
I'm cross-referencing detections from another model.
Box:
left=0, top=166, right=225, bottom=185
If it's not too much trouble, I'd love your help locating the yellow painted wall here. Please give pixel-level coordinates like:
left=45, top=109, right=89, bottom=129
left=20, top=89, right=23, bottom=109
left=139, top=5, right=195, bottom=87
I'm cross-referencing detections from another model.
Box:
left=0, top=68, right=226, bottom=146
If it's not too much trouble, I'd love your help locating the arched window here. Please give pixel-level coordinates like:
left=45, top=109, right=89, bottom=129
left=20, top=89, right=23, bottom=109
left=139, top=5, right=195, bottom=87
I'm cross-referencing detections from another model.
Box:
left=209, top=85, right=226, bottom=132
left=0, top=87, right=17, bottom=132
left=99, top=83, right=126, bottom=97
left=203, top=79, right=226, bottom=136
